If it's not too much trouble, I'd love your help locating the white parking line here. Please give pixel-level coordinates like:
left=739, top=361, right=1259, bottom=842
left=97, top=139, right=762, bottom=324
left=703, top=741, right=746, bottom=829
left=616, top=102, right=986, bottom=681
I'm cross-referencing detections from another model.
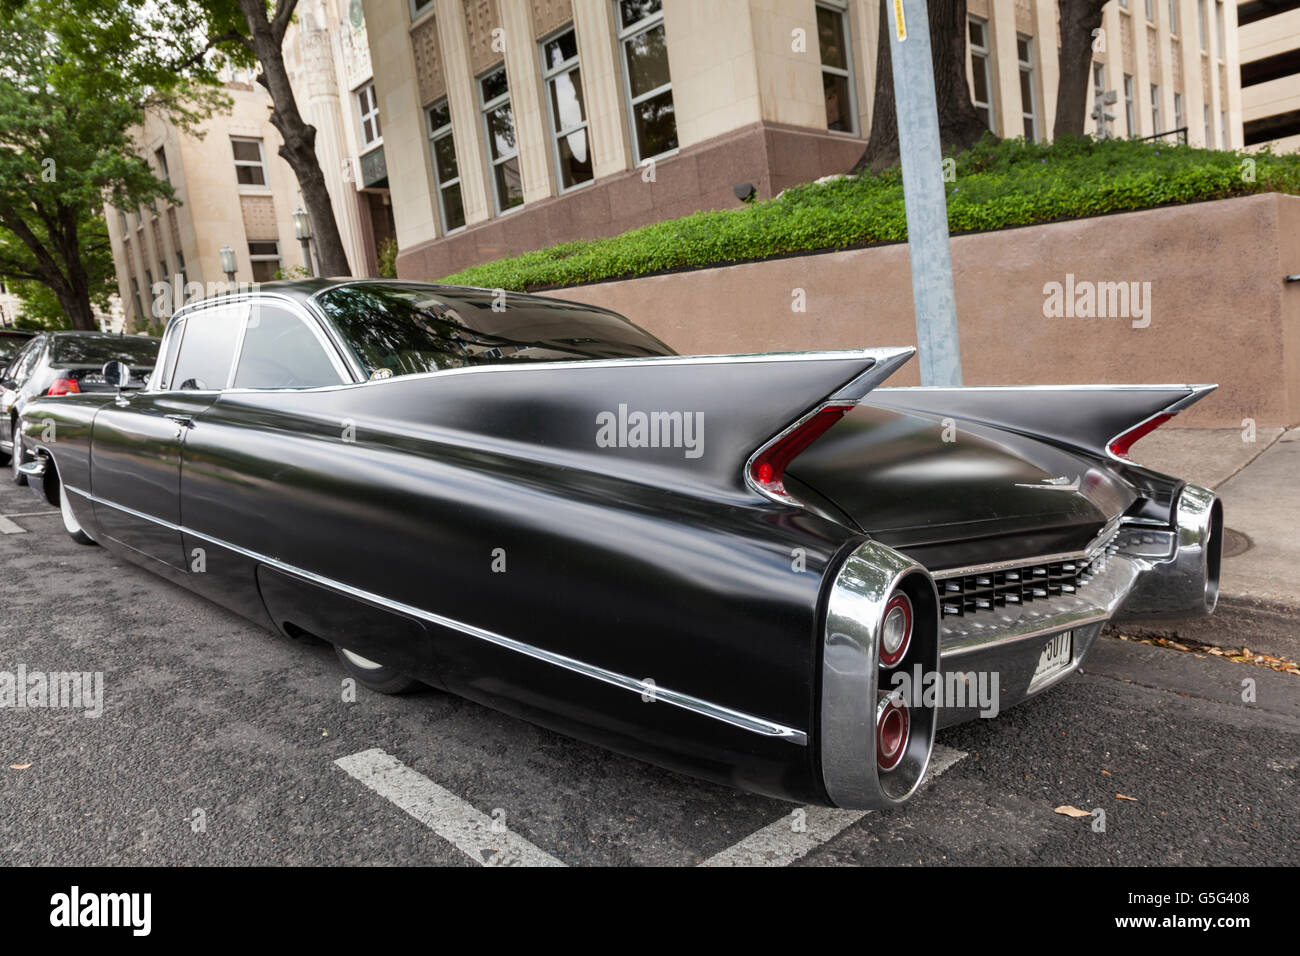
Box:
left=698, top=744, right=968, bottom=867
left=334, top=748, right=564, bottom=867
left=3, top=511, right=58, bottom=518
left=0, top=515, right=26, bottom=534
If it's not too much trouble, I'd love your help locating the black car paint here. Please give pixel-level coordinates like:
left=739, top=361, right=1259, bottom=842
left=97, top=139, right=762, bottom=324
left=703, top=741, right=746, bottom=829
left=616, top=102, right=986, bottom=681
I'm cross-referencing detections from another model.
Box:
left=20, top=281, right=1178, bottom=804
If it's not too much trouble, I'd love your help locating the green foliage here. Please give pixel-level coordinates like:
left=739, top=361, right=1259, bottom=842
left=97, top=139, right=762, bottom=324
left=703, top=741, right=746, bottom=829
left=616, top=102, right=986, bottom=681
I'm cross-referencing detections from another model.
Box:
left=377, top=237, right=399, bottom=279
left=9, top=280, right=74, bottom=329
left=441, top=136, right=1300, bottom=292
left=0, top=0, right=227, bottom=327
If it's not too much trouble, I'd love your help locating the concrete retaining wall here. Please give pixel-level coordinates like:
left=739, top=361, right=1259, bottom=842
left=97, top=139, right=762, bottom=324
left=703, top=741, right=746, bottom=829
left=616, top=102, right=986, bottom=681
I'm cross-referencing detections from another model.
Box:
left=540, top=193, right=1300, bottom=428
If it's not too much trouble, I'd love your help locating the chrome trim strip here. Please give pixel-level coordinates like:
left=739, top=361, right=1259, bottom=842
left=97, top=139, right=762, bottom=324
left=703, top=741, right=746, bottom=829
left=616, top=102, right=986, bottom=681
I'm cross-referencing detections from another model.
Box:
left=66, top=485, right=807, bottom=745
left=932, top=518, right=1121, bottom=580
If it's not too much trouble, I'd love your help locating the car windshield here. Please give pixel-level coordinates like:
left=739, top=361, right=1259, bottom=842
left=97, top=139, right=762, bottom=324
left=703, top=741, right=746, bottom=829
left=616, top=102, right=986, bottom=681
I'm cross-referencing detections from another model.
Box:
left=51, top=334, right=159, bottom=367
left=0, top=334, right=33, bottom=365
left=315, top=283, right=675, bottom=379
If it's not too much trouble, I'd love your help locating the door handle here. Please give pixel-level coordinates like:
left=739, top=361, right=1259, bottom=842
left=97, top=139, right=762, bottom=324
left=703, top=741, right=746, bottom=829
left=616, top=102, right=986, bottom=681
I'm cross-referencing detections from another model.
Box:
left=165, top=414, right=195, bottom=429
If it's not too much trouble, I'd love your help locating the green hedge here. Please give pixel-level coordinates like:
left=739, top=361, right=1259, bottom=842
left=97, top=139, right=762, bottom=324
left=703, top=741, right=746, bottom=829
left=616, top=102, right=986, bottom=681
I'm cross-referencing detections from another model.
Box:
left=438, top=136, right=1300, bottom=292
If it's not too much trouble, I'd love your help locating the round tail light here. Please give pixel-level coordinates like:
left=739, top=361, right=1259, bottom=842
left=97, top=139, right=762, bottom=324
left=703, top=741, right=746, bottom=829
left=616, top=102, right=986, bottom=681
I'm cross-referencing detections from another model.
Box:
left=878, top=591, right=913, bottom=667
left=876, top=695, right=911, bottom=771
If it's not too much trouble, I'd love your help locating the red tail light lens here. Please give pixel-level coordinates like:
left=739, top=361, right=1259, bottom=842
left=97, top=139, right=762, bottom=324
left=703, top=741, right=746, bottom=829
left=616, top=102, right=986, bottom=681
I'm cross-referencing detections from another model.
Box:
left=876, top=695, right=911, bottom=771
left=47, top=378, right=81, bottom=396
left=749, top=403, right=853, bottom=500
left=879, top=592, right=913, bottom=667
left=1108, top=413, right=1173, bottom=461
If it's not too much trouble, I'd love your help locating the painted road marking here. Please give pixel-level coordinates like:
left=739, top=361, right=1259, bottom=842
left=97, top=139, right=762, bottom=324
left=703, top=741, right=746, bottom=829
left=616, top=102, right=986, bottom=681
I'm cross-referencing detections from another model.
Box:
left=698, top=744, right=968, bottom=867
left=334, top=748, right=564, bottom=867
left=0, top=515, right=26, bottom=534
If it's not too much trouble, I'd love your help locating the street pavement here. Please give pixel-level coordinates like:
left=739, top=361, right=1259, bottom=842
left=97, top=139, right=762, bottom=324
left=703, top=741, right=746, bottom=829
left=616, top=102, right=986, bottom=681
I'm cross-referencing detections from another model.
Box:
left=0, top=474, right=1295, bottom=867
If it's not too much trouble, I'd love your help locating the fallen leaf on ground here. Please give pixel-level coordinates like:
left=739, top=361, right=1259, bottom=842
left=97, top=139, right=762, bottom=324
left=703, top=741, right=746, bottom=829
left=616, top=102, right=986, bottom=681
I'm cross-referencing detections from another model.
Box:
left=1116, top=793, right=1139, bottom=802
left=9, top=764, right=31, bottom=770
left=1054, top=805, right=1091, bottom=817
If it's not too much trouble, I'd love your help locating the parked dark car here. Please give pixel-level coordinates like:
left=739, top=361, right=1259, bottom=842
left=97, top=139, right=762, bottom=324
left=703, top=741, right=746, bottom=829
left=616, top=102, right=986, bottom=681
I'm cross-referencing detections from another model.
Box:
left=16, top=281, right=1221, bottom=810
left=0, top=328, right=36, bottom=368
left=2, top=331, right=158, bottom=483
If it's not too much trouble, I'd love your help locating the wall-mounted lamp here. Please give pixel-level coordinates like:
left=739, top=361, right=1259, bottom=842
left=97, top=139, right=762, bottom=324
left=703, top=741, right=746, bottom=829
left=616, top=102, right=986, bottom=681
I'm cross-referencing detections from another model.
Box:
left=293, top=206, right=314, bottom=277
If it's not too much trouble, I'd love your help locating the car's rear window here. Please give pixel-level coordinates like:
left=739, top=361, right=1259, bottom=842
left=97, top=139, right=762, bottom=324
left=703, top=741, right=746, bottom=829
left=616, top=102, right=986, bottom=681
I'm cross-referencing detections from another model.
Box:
left=315, top=283, right=674, bottom=379
left=51, top=335, right=159, bottom=367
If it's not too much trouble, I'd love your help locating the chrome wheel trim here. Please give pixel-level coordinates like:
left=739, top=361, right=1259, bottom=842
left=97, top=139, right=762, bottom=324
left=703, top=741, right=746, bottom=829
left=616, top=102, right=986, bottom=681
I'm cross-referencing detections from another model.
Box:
left=340, top=647, right=385, bottom=671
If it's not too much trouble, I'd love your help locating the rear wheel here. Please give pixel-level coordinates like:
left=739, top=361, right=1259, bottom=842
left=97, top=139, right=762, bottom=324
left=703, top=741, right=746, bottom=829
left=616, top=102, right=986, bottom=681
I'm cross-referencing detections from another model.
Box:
left=334, top=645, right=420, bottom=695
left=59, top=477, right=96, bottom=545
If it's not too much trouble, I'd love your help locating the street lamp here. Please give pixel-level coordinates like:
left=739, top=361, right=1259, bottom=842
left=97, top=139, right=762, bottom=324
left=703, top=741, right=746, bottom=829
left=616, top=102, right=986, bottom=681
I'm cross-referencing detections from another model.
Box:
left=293, top=207, right=314, bottom=277
left=219, top=244, right=237, bottom=289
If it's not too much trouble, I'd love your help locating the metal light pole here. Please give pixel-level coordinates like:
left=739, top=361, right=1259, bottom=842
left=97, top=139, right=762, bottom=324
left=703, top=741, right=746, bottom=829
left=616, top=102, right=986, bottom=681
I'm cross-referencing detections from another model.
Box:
left=219, top=244, right=237, bottom=290
left=293, top=207, right=314, bottom=277
left=888, top=0, right=962, bottom=386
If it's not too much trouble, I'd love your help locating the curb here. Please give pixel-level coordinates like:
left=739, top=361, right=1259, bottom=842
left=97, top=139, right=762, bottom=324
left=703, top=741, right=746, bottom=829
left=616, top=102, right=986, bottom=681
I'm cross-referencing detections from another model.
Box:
left=1106, top=594, right=1300, bottom=661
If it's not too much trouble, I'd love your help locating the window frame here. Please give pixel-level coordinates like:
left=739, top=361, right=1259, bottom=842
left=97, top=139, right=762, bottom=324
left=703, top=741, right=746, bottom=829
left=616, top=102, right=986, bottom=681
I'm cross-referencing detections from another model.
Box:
left=816, top=0, right=858, bottom=136
left=1018, top=35, right=1038, bottom=141
left=230, top=300, right=351, bottom=391
left=1150, top=83, right=1162, bottom=132
left=248, top=240, right=282, bottom=283
left=968, top=16, right=996, bottom=134
left=356, top=81, right=382, bottom=148
left=427, top=99, right=467, bottom=234
left=616, top=0, right=678, bottom=165
left=478, top=65, right=524, bottom=215
left=231, top=136, right=269, bottom=189
left=540, top=25, right=596, bottom=193
left=1124, top=74, right=1136, bottom=135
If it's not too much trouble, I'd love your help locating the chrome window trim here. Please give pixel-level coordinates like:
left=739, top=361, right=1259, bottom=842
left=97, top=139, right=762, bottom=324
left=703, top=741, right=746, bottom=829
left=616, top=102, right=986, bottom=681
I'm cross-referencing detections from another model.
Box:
left=65, top=484, right=807, bottom=745
left=230, top=299, right=352, bottom=389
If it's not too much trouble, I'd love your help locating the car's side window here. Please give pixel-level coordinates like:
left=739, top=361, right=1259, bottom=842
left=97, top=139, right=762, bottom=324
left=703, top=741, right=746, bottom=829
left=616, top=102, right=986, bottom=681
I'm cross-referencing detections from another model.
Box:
left=170, top=306, right=244, bottom=391
left=232, top=303, right=343, bottom=389
left=14, top=339, right=44, bottom=384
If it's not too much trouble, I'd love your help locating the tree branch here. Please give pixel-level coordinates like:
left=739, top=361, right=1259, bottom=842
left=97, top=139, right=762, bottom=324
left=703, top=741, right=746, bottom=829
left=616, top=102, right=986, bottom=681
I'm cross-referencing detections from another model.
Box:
left=270, top=0, right=299, bottom=45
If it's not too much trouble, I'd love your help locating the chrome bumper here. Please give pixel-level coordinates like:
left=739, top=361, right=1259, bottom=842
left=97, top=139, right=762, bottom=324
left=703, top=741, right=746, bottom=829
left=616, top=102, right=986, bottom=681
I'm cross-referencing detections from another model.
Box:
left=933, top=482, right=1222, bottom=727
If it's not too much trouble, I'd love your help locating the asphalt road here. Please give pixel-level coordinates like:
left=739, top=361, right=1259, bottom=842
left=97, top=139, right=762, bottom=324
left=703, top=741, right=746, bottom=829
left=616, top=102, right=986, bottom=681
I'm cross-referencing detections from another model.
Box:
left=1, top=478, right=1296, bottom=867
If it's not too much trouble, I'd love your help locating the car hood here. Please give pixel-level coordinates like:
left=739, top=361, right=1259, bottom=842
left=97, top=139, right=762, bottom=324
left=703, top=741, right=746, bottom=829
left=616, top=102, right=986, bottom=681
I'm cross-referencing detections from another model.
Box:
left=787, top=404, right=1138, bottom=569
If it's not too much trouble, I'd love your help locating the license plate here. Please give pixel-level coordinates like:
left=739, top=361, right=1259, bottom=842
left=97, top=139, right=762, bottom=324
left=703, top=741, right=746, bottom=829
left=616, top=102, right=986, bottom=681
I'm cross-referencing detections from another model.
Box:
left=1030, top=631, right=1073, bottom=685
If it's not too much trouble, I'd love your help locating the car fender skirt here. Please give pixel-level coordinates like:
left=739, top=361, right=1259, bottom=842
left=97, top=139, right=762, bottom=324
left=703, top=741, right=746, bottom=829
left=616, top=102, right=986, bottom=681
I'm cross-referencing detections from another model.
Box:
left=820, top=540, right=940, bottom=810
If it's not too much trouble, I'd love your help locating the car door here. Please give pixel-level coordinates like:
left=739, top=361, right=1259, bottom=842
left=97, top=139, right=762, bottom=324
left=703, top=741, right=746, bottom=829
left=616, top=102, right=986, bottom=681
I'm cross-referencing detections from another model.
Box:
left=1, top=336, right=45, bottom=452
left=90, top=302, right=247, bottom=568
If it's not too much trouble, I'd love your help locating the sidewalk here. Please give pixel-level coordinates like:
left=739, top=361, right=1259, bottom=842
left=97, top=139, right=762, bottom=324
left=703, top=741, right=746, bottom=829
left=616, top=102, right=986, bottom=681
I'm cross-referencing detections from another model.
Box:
left=1121, top=426, right=1300, bottom=657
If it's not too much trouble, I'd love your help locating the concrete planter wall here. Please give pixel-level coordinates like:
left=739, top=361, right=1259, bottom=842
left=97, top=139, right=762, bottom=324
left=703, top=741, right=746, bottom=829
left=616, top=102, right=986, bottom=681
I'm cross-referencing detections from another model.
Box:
left=540, top=193, right=1300, bottom=428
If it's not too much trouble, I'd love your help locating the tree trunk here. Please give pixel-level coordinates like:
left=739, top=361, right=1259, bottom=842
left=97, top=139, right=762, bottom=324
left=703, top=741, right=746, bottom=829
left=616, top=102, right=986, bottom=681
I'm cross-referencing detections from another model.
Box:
left=1054, top=0, right=1108, bottom=140
left=238, top=0, right=352, bottom=278
left=854, top=0, right=992, bottom=174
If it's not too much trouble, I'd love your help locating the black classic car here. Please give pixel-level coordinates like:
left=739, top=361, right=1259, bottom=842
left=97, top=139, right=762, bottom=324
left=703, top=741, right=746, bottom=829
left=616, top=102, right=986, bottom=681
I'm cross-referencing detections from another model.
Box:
left=15, top=281, right=1221, bottom=810
left=3, top=331, right=159, bottom=484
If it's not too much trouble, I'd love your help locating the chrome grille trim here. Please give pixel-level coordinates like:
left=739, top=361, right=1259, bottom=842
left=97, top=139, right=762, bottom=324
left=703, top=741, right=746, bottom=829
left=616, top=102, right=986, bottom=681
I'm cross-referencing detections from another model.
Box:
left=933, top=525, right=1122, bottom=619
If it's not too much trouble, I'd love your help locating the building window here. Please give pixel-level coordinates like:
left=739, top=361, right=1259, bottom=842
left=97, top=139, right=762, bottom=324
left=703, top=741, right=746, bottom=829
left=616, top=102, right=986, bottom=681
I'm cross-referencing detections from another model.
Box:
left=1018, top=35, right=1037, bottom=141
left=1221, top=110, right=1229, bottom=148
left=1198, top=0, right=1208, bottom=50
left=130, top=278, right=144, bottom=321
left=479, top=66, right=523, bottom=214
left=409, top=0, right=433, bottom=20
left=1174, top=92, right=1185, bottom=133
left=616, top=0, right=678, bottom=163
left=427, top=100, right=466, bottom=233
left=541, top=27, right=594, bottom=191
left=816, top=1, right=856, bottom=134
left=118, top=209, right=129, bottom=236
left=968, top=17, right=995, bottom=132
left=1144, top=0, right=1154, bottom=21
left=1204, top=104, right=1213, bottom=145
left=155, top=147, right=169, bottom=182
left=1169, top=0, right=1179, bottom=33
left=231, top=137, right=268, bottom=187
left=1124, top=74, right=1136, bottom=135
left=1215, top=0, right=1224, bottom=58
left=356, top=82, right=381, bottom=147
left=176, top=251, right=188, bottom=286
left=248, top=240, right=281, bottom=282
left=1151, top=83, right=1161, bottom=132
